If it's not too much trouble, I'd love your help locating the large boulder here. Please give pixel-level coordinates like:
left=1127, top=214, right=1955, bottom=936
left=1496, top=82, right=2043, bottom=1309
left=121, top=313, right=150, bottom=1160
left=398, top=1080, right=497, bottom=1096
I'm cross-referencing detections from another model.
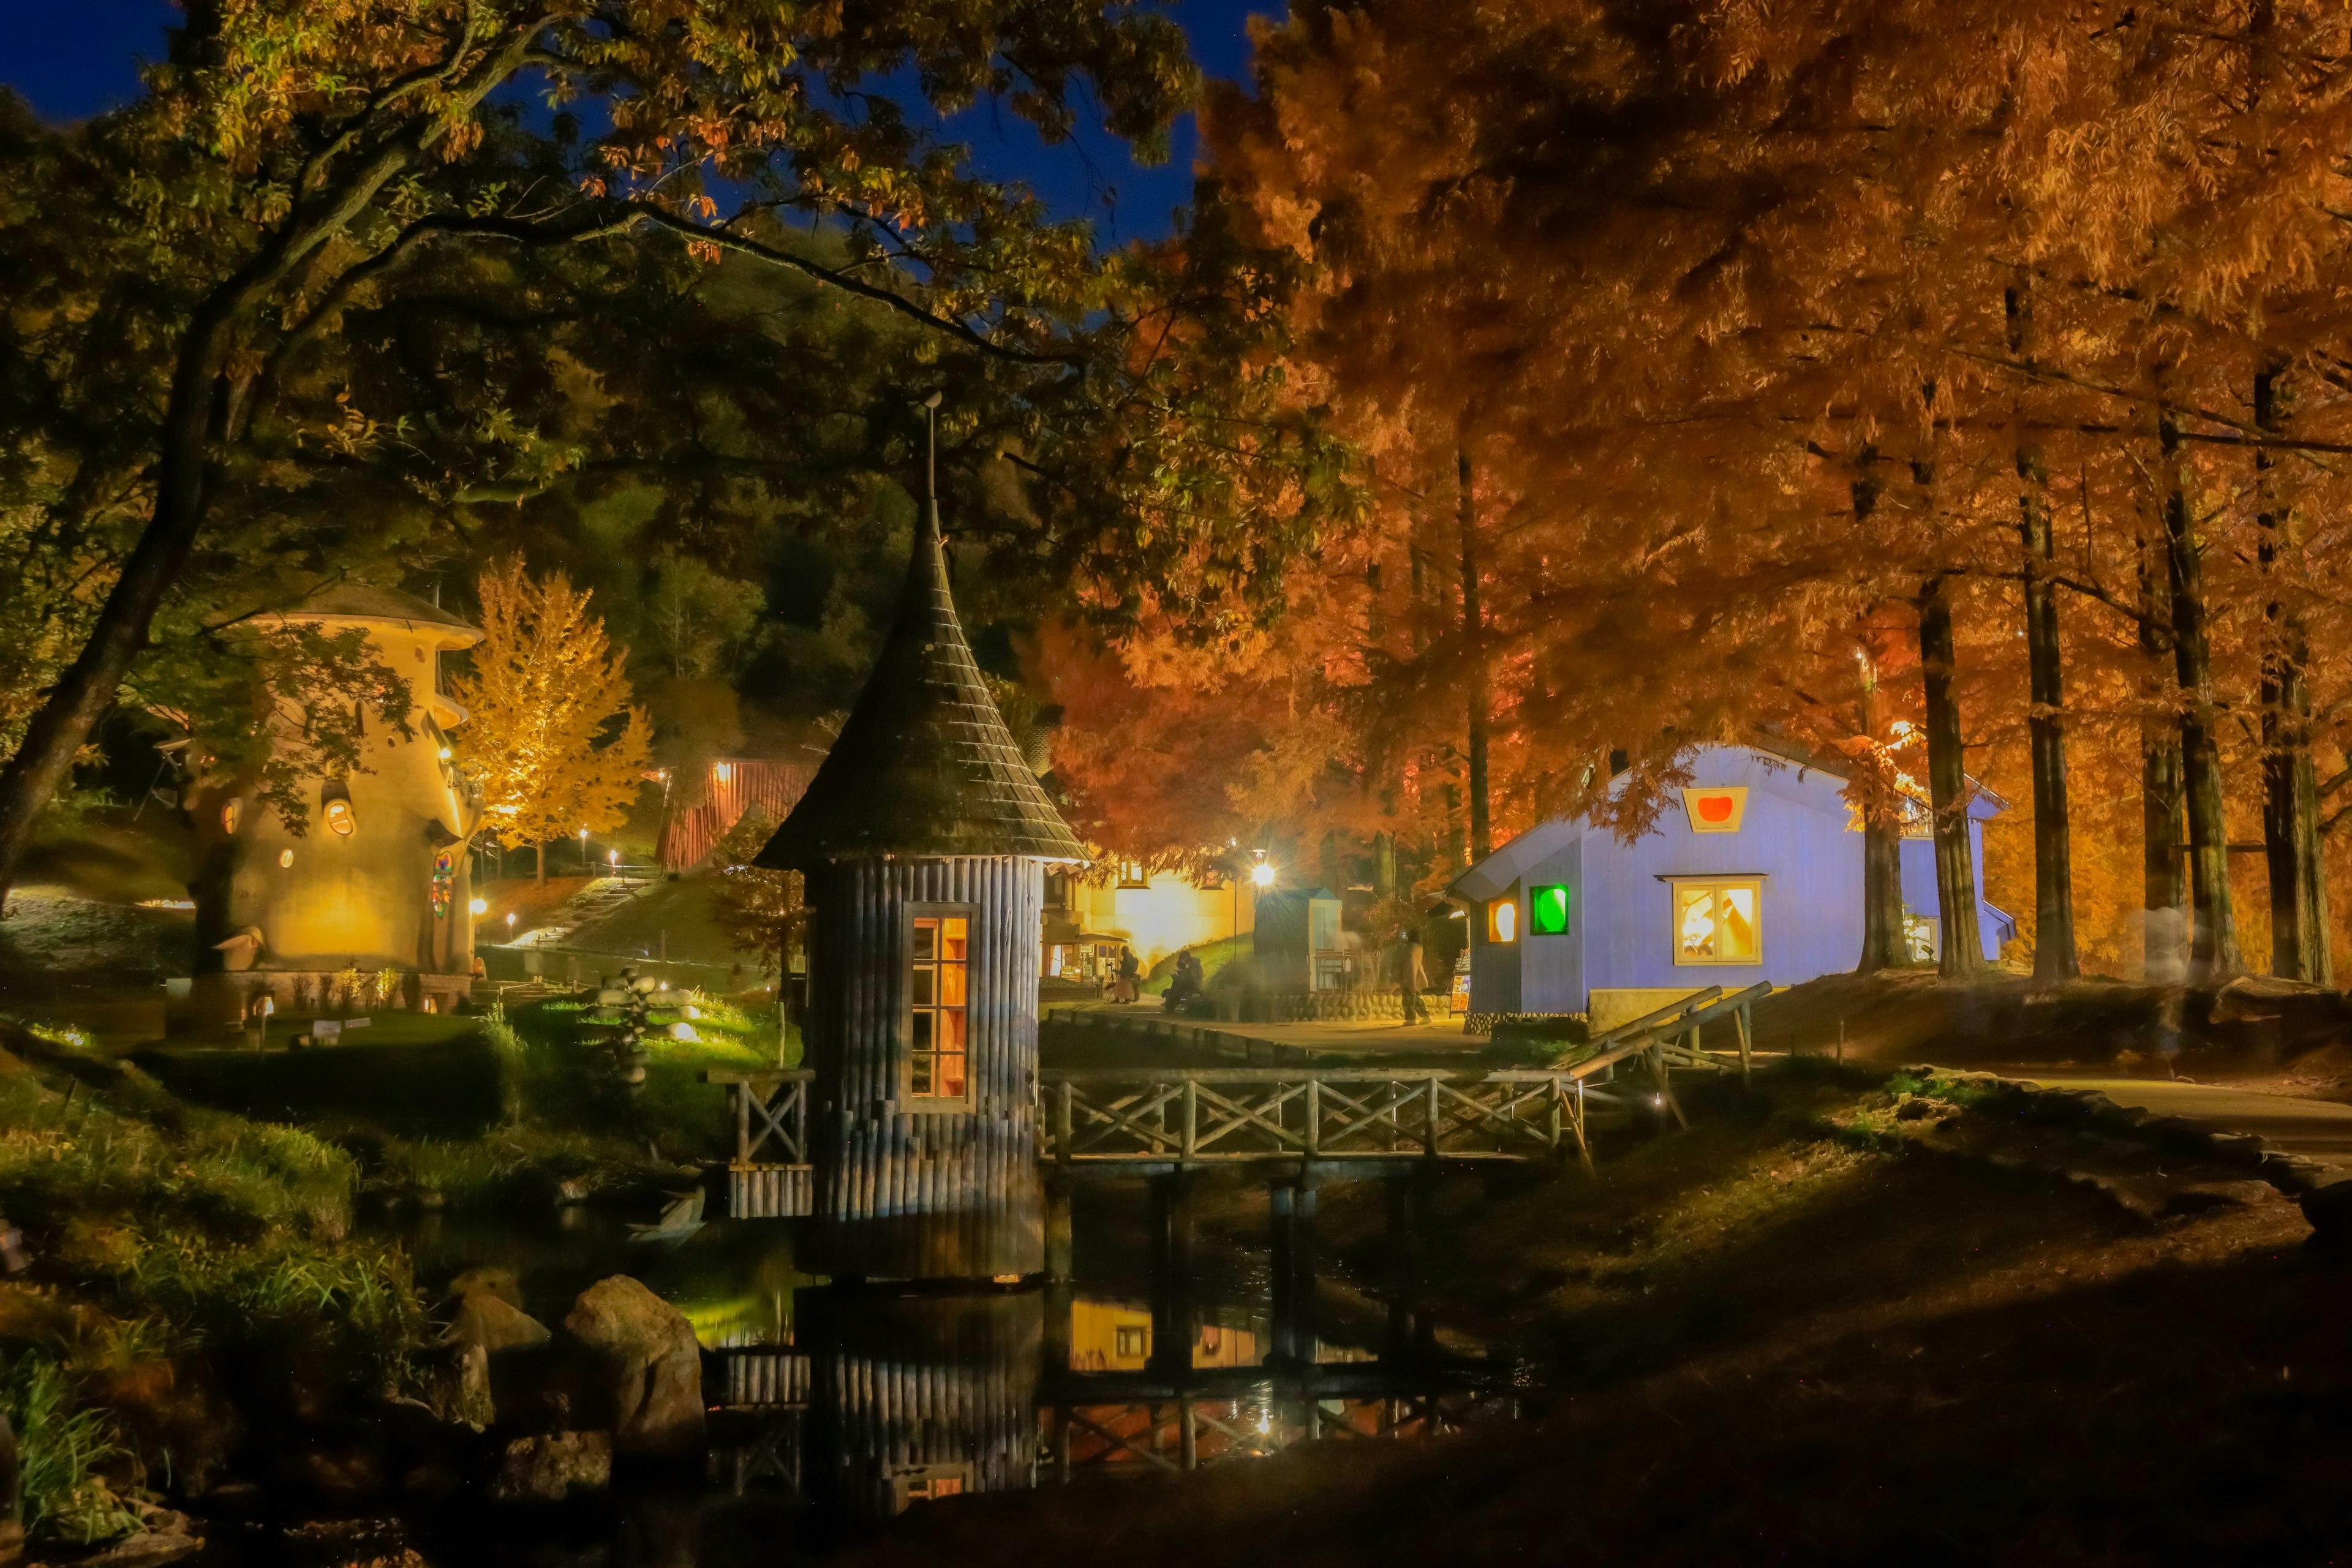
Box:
left=560, top=1277, right=704, bottom=1459
left=443, top=1293, right=551, bottom=1355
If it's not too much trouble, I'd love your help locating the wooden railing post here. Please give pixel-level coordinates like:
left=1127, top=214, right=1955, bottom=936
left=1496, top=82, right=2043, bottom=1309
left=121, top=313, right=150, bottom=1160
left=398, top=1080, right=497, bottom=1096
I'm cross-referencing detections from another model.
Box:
left=1305, top=1077, right=1321, bottom=1158
left=1423, top=1077, right=1441, bottom=1158
left=735, top=1080, right=752, bottom=1163
left=1057, top=1079, right=1074, bottom=1165
left=1182, top=1078, right=1199, bottom=1163
left=789, top=1080, right=807, bottom=1163
left=1735, top=1003, right=1754, bottom=1084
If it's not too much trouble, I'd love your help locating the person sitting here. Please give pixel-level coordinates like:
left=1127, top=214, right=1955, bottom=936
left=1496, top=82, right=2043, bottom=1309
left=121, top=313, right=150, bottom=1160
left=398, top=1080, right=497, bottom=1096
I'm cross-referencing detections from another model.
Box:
left=1164, top=949, right=1205, bottom=1014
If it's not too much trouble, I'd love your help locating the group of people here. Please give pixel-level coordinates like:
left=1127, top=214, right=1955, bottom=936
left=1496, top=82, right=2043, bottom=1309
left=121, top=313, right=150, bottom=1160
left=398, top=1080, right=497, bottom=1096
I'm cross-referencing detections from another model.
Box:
left=1100, top=922, right=1433, bottom=1023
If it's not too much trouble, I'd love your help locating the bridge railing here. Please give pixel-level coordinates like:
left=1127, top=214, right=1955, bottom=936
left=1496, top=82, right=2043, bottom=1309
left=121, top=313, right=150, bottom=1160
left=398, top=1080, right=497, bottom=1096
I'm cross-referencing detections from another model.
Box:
left=706, top=1070, right=816, bottom=1217
left=1038, top=1068, right=1606, bottom=1167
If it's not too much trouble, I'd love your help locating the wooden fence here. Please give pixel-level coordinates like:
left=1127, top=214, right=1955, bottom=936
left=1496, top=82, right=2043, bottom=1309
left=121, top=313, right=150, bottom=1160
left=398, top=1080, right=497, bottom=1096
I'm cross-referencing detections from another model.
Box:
left=1039, top=1067, right=1609, bottom=1170
left=708, top=1069, right=815, bottom=1217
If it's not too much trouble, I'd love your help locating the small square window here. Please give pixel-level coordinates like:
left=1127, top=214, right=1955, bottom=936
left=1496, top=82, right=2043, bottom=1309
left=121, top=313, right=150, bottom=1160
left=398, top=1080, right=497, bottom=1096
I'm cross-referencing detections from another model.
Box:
left=1115, top=1324, right=1151, bottom=1359
left=1118, top=859, right=1150, bottom=889
left=1529, top=884, right=1570, bottom=935
left=1487, top=897, right=1518, bottom=943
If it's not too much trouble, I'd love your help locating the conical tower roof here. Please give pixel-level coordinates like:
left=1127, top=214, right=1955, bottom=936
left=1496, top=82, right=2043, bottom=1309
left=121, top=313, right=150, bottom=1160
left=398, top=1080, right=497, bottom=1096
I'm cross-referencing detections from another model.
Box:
left=755, top=505, right=1085, bottom=869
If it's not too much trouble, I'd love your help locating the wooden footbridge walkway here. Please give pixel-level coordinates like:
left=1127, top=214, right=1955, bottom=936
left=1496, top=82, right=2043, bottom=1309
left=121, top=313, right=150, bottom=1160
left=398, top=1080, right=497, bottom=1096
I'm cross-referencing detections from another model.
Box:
left=707, top=982, right=1771, bottom=1217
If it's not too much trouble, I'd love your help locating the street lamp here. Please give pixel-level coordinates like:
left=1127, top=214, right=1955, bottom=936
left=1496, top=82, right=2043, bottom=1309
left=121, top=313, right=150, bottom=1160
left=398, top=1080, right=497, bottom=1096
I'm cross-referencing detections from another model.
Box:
left=1250, top=859, right=1276, bottom=889
left=579, top=827, right=590, bottom=873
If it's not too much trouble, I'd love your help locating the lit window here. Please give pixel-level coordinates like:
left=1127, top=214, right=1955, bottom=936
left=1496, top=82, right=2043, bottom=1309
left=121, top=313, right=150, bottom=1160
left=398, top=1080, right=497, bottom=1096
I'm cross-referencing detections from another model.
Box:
left=908, top=913, right=971, bottom=1099
left=1044, top=872, right=1072, bottom=909
left=1681, top=786, right=1748, bottom=834
left=1530, top=884, right=1570, bottom=936
left=1115, top=1325, right=1151, bottom=1359
left=1487, top=898, right=1517, bottom=943
left=323, top=798, right=355, bottom=836
left=1118, top=859, right=1150, bottom=889
left=221, top=798, right=243, bottom=834
left=1673, top=880, right=1762, bottom=965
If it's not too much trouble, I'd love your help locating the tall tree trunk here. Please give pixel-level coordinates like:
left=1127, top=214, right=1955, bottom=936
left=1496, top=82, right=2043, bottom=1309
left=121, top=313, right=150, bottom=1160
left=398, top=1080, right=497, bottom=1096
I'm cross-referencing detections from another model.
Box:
left=1457, top=448, right=1491, bottom=863
left=535, top=842, right=546, bottom=886
left=1917, top=575, right=1985, bottom=976
left=2136, top=530, right=2189, bottom=982
left=1849, top=455, right=1903, bottom=973
left=2158, top=405, right=2243, bottom=979
left=2255, top=363, right=2331, bottom=983
left=0, top=324, right=232, bottom=908
left=1373, top=830, right=1396, bottom=902
left=2008, top=283, right=2079, bottom=983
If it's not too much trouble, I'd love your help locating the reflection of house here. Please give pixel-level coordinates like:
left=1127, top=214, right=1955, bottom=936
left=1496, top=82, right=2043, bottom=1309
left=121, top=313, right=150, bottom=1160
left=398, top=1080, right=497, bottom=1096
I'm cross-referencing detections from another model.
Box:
left=1452, top=742, right=2015, bottom=1029
left=186, top=584, right=484, bottom=1023
left=1065, top=1298, right=1264, bottom=1371
left=1041, top=861, right=1255, bottom=981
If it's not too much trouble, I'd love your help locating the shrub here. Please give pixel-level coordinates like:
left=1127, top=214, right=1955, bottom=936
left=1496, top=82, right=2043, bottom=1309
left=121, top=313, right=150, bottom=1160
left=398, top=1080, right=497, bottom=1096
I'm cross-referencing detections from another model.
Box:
left=0, top=1352, right=141, bottom=1547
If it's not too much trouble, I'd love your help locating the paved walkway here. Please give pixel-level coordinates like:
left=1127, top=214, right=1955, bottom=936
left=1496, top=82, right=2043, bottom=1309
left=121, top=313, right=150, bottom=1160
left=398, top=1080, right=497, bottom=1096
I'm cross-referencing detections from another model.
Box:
left=1046, top=1003, right=1483, bottom=1061
left=2002, top=1074, right=2352, bottom=1170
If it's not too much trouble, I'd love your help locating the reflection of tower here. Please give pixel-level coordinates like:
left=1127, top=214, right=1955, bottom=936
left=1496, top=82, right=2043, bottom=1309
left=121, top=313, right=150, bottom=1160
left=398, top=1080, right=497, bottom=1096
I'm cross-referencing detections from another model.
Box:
left=804, top=1287, right=1042, bottom=1518
left=756, top=484, right=1084, bottom=1280
left=187, top=584, right=483, bottom=1024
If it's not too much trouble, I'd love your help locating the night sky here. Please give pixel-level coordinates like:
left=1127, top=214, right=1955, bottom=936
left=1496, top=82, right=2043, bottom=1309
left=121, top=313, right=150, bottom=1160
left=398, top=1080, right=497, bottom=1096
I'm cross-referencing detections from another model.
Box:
left=0, top=0, right=1278, bottom=243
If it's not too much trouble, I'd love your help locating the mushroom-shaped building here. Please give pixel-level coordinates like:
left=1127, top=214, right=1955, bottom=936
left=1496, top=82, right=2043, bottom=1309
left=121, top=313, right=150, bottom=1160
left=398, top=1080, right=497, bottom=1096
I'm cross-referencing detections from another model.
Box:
left=757, top=502, right=1084, bottom=1280
left=187, top=583, right=485, bottom=1025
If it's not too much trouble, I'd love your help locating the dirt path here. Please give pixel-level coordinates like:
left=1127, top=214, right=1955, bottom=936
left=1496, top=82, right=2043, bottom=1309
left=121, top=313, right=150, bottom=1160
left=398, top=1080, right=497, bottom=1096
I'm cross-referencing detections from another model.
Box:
left=1994, top=1072, right=2352, bottom=1170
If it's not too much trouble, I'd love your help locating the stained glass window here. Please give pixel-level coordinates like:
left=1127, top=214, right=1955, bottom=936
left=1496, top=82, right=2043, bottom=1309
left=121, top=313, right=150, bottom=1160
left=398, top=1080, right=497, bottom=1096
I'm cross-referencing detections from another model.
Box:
left=908, top=913, right=971, bottom=1098
left=1530, top=884, right=1570, bottom=935
left=1672, top=880, right=1761, bottom=965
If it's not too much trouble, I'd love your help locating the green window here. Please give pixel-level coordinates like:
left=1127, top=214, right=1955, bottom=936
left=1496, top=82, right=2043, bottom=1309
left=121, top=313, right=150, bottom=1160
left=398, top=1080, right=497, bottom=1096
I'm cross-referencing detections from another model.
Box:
left=1530, top=883, right=1571, bottom=935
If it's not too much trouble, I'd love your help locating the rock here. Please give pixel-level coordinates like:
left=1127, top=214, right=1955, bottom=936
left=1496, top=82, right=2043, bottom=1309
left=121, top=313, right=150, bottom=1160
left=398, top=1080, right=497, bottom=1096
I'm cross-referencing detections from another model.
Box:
left=2298, top=1178, right=2352, bottom=1247
left=2168, top=1180, right=2283, bottom=1212
left=279, top=1441, right=388, bottom=1507
left=561, top=1277, right=705, bottom=1458
left=489, top=1431, right=611, bottom=1504
left=69, top=1513, right=204, bottom=1568
left=443, top=1293, right=551, bottom=1355
left=447, top=1267, right=523, bottom=1310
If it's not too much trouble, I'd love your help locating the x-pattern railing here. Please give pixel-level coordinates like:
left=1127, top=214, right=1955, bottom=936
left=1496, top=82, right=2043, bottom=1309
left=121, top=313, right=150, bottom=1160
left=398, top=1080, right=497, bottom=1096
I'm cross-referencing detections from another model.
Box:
left=1042, top=1068, right=1604, bottom=1166
left=1048, top=1390, right=1509, bottom=1477
left=707, top=1070, right=813, bottom=1165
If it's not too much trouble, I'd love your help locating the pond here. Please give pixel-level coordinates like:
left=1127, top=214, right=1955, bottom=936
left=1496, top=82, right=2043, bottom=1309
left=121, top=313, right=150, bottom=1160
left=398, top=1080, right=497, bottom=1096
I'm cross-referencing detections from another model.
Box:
left=361, top=1180, right=1516, bottom=1562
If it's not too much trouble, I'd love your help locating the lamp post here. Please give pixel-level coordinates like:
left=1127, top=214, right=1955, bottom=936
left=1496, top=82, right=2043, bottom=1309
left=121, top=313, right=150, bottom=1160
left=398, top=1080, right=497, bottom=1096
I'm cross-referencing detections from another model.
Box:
left=579, top=827, right=590, bottom=873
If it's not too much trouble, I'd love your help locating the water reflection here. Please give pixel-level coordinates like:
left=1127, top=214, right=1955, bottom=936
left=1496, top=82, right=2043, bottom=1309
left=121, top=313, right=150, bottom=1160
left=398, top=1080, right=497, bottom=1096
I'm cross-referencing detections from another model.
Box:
left=379, top=1193, right=1509, bottom=1529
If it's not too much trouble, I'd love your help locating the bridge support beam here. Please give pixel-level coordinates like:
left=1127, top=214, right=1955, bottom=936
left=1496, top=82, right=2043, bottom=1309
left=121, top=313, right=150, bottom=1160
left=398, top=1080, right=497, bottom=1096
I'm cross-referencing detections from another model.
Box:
left=1147, top=1172, right=1195, bottom=1382
left=1269, top=1170, right=1318, bottom=1365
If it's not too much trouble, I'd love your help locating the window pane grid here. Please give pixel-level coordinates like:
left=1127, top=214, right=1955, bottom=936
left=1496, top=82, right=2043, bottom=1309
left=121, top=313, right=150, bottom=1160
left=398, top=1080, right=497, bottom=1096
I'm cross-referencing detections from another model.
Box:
left=910, top=914, right=970, bottom=1098
left=1672, top=880, right=1761, bottom=965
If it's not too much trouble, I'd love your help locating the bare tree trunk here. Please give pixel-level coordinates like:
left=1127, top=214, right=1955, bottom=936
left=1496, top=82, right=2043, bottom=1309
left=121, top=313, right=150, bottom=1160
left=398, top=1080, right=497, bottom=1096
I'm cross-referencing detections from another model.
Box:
left=2255, top=363, right=2331, bottom=983
left=1457, top=448, right=1491, bottom=863
left=2137, top=530, right=2189, bottom=982
left=1917, top=575, right=1985, bottom=976
left=1373, top=831, right=1396, bottom=902
left=2159, top=405, right=2243, bottom=980
left=1853, top=628, right=1905, bottom=973
left=535, top=842, right=546, bottom=886
left=2008, top=284, right=2078, bottom=984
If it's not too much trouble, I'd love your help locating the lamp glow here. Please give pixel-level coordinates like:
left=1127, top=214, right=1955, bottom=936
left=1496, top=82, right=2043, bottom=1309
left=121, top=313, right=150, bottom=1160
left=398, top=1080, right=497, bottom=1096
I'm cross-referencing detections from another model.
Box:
left=1249, top=861, right=1276, bottom=888
left=469, top=897, right=488, bottom=915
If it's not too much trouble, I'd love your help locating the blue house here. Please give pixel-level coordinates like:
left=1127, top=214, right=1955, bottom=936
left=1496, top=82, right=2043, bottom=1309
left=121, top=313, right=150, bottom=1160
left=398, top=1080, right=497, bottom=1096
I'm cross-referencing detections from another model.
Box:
left=1449, top=742, right=2015, bottom=1030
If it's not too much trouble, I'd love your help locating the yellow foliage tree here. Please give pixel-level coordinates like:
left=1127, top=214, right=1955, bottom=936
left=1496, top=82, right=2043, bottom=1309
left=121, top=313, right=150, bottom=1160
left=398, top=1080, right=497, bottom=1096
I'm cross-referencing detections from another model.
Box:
left=454, top=562, right=652, bottom=883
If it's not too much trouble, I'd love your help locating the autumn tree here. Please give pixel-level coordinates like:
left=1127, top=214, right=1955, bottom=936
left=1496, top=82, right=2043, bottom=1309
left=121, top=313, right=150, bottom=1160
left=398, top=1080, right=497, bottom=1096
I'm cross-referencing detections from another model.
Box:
left=454, top=561, right=651, bottom=881
left=0, top=0, right=1218, bottom=903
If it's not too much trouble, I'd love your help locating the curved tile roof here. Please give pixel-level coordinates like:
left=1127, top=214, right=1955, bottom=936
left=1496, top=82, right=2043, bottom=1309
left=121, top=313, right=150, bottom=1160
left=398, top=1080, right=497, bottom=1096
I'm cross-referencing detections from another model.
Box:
left=755, top=505, right=1084, bottom=868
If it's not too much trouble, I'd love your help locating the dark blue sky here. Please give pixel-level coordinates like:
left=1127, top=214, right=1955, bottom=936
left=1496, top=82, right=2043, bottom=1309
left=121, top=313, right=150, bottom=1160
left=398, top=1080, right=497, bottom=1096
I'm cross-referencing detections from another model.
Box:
left=0, top=0, right=1275, bottom=243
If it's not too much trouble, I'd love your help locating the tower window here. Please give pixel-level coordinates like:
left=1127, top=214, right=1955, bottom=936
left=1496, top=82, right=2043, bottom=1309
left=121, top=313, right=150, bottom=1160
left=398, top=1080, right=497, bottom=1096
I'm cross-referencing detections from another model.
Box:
left=908, top=911, right=971, bottom=1100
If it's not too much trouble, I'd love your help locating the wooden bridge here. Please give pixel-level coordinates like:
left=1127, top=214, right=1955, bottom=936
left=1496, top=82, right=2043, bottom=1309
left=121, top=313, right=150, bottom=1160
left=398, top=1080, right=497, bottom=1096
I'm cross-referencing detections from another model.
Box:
left=705, top=982, right=1771, bottom=1216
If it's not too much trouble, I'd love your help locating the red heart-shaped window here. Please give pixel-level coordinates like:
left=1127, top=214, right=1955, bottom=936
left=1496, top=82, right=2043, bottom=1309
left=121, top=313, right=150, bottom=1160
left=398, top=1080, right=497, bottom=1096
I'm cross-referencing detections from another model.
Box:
left=1696, top=795, right=1733, bottom=823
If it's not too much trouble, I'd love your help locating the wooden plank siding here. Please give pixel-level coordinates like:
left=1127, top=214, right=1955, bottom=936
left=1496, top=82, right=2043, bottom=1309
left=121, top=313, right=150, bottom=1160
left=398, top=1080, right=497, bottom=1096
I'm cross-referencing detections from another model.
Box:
left=805, top=857, right=1046, bottom=1279
left=804, top=1288, right=1042, bottom=1516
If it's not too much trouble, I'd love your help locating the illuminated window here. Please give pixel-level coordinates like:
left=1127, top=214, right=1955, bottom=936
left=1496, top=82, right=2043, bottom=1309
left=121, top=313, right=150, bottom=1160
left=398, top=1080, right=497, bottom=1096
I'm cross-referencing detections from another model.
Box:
left=1530, top=884, right=1570, bottom=936
left=322, top=780, right=355, bottom=836
left=1044, top=872, right=1072, bottom=910
left=1115, top=1325, right=1150, bottom=1359
left=1672, top=879, right=1762, bottom=965
left=908, top=913, right=971, bottom=1099
left=1118, top=859, right=1150, bottom=889
left=1681, top=786, right=1748, bottom=834
left=1487, top=897, right=1517, bottom=943
left=221, top=798, right=243, bottom=834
